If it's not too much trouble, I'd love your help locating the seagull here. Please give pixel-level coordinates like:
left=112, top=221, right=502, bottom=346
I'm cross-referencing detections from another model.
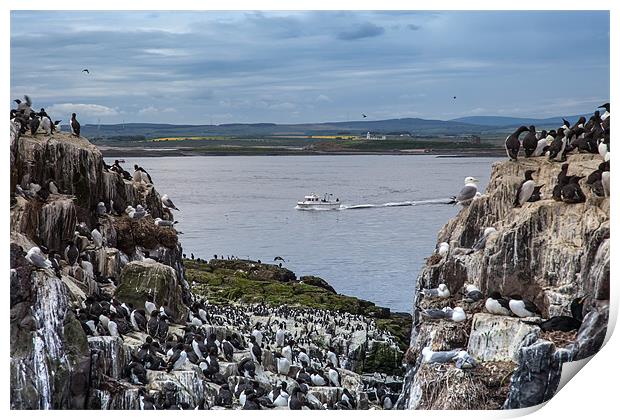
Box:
left=421, top=283, right=450, bottom=298
left=450, top=176, right=480, bottom=206
left=25, top=247, right=52, bottom=269
left=161, top=194, right=179, bottom=211
left=82, top=69, right=90, bottom=74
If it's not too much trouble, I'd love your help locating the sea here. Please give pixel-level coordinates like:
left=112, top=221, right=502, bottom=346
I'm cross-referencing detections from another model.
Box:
left=116, top=155, right=496, bottom=313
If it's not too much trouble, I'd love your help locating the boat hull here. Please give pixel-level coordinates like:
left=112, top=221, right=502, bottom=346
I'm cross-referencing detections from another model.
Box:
left=295, top=202, right=341, bottom=210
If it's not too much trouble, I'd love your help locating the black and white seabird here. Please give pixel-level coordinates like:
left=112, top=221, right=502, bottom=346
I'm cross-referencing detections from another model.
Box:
left=514, top=170, right=536, bottom=207
left=64, top=240, right=79, bottom=266
left=522, top=126, right=538, bottom=157
left=166, top=344, right=188, bottom=372
left=505, top=126, right=529, bottom=161
left=29, top=114, right=40, bottom=136
left=485, top=292, right=512, bottom=316
left=508, top=294, right=542, bottom=318
left=527, top=185, right=544, bottom=202
left=547, top=128, right=568, bottom=161
left=598, top=102, right=610, bottom=120
left=70, top=113, right=81, bottom=137
left=552, top=163, right=571, bottom=201
left=524, top=296, right=587, bottom=332
left=561, top=176, right=586, bottom=204
left=249, top=336, right=262, bottom=364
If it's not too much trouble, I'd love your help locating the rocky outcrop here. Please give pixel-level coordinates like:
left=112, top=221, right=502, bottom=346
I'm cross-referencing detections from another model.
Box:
left=116, top=261, right=188, bottom=321
left=399, top=153, right=610, bottom=410
left=10, top=131, right=188, bottom=409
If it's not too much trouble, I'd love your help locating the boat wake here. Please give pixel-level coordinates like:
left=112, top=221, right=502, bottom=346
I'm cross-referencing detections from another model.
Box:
left=296, top=198, right=454, bottom=211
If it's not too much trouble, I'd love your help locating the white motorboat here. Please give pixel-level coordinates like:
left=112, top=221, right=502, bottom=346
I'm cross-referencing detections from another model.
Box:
left=296, top=193, right=341, bottom=210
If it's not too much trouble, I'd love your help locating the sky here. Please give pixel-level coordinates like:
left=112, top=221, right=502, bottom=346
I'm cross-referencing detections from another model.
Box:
left=10, top=10, right=610, bottom=125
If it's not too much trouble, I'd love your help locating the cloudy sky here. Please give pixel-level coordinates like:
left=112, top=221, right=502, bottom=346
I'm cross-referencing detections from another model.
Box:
left=10, top=10, right=609, bottom=124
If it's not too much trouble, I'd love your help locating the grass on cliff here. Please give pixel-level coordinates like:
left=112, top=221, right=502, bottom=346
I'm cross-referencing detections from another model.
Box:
left=184, top=259, right=411, bottom=350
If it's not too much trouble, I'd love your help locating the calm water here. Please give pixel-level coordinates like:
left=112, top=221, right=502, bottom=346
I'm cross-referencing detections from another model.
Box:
left=117, top=155, right=496, bottom=312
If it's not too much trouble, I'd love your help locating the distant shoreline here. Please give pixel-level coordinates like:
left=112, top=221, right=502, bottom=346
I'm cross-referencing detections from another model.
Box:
left=100, top=146, right=507, bottom=158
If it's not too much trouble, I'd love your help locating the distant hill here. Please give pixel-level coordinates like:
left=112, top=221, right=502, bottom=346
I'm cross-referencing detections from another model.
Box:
left=76, top=113, right=596, bottom=141
left=79, top=117, right=493, bottom=140
left=450, top=114, right=592, bottom=128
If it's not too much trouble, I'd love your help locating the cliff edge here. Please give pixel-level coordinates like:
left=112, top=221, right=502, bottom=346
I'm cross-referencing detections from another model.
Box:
left=398, top=153, right=609, bottom=410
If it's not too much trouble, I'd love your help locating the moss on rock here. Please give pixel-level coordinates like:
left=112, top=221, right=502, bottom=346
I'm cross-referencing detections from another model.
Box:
left=116, top=261, right=187, bottom=321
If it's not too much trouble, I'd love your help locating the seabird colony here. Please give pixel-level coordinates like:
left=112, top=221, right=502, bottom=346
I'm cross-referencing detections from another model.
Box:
left=11, top=96, right=399, bottom=410
left=430, top=103, right=610, bottom=368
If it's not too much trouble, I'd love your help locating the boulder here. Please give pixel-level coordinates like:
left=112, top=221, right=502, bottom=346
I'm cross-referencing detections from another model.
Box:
left=467, top=313, right=540, bottom=362
left=299, top=275, right=336, bottom=293
left=116, top=261, right=187, bottom=321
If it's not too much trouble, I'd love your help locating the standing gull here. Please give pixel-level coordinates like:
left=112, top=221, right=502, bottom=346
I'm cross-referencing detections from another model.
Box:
left=450, top=177, right=480, bottom=206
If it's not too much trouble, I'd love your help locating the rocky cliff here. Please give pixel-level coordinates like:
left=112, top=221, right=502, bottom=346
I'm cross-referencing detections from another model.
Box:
left=397, top=153, right=610, bottom=410
left=10, top=126, right=404, bottom=410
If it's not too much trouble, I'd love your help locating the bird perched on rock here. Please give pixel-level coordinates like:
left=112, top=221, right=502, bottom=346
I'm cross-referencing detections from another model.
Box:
left=509, top=295, right=542, bottom=318
left=436, top=242, right=449, bottom=257
left=25, top=246, right=52, bottom=269
left=420, top=306, right=466, bottom=322
left=527, top=184, right=545, bottom=202
left=514, top=170, right=536, bottom=207
left=523, top=296, right=587, bottom=332
left=166, top=344, right=188, bottom=372
left=154, top=217, right=178, bottom=228
left=505, top=126, right=529, bottom=161
left=462, top=284, right=484, bottom=303
left=561, top=176, right=586, bottom=204
left=161, top=194, right=179, bottom=211
left=471, top=227, right=498, bottom=251
left=29, top=114, right=41, bottom=135
left=547, top=128, right=567, bottom=161
left=70, top=113, right=80, bottom=137
left=422, top=283, right=450, bottom=298
left=485, top=292, right=512, bottom=316
left=522, top=125, right=538, bottom=157
left=421, top=347, right=461, bottom=364
left=450, top=176, right=480, bottom=206
left=552, top=163, right=571, bottom=201
left=64, top=240, right=79, bottom=266
left=249, top=336, right=262, bottom=365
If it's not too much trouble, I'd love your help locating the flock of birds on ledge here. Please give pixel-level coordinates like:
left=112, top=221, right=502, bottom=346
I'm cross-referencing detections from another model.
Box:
left=450, top=102, right=610, bottom=207
left=422, top=102, right=610, bottom=368
left=11, top=95, right=400, bottom=410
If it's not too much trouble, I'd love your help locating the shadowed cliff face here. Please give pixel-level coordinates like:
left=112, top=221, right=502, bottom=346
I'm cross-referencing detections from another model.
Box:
left=398, top=153, right=609, bottom=410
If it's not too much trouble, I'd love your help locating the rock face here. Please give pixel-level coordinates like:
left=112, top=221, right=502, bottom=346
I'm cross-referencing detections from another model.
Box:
left=10, top=131, right=188, bottom=409
left=398, top=154, right=609, bottom=410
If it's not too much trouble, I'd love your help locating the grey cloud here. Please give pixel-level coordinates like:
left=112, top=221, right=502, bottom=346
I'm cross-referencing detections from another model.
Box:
left=337, top=22, right=385, bottom=40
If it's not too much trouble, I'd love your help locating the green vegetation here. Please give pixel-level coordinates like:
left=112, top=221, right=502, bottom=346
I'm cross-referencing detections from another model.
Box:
left=184, top=259, right=411, bottom=350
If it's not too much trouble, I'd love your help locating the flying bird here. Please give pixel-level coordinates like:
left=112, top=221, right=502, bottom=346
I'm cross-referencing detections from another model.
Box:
left=362, top=114, right=367, bottom=118
left=274, top=256, right=285, bottom=262
left=453, top=96, right=457, bottom=99
left=82, top=69, right=90, bottom=74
